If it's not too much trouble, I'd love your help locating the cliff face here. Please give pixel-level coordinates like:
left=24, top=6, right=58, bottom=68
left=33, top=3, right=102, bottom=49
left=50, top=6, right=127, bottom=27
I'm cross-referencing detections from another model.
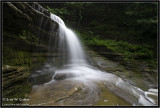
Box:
left=3, top=2, right=59, bottom=51
left=2, top=2, right=58, bottom=105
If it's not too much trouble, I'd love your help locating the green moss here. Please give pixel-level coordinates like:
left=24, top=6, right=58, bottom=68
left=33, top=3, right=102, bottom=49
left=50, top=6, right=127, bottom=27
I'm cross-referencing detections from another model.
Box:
left=3, top=46, right=47, bottom=69
left=2, top=46, right=47, bottom=106
left=95, top=83, right=131, bottom=106
left=2, top=81, right=32, bottom=105
left=76, top=31, right=157, bottom=68
left=18, top=30, right=38, bottom=45
left=3, top=46, right=32, bottom=67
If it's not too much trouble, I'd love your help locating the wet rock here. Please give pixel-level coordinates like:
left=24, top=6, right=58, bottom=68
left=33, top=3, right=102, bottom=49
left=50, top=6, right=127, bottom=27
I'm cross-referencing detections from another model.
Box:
left=95, top=82, right=131, bottom=106
left=3, top=2, right=58, bottom=51
left=2, top=65, right=30, bottom=89
left=147, top=94, right=158, bottom=105
left=54, top=73, right=75, bottom=80
left=30, top=2, right=50, bottom=17
left=143, top=68, right=150, bottom=72
left=27, top=79, right=100, bottom=106
left=2, top=65, right=32, bottom=105
left=2, top=65, right=17, bottom=73
left=149, top=85, right=158, bottom=89
left=54, top=85, right=83, bottom=103
left=99, top=52, right=124, bottom=62
left=29, top=69, right=55, bottom=85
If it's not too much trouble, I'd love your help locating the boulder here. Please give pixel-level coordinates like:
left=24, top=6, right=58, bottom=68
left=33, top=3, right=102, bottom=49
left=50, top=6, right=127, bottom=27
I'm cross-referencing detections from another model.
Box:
left=29, top=68, right=55, bottom=85
left=54, top=73, right=75, bottom=80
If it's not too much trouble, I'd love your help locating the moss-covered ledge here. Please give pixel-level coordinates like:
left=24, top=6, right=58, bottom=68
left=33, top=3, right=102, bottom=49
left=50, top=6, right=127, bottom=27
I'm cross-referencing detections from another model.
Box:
left=2, top=65, right=32, bottom=105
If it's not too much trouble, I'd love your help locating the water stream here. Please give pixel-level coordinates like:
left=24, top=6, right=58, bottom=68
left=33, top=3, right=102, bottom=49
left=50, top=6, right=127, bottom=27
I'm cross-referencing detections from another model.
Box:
left=27, top=13, right=158, bottom=106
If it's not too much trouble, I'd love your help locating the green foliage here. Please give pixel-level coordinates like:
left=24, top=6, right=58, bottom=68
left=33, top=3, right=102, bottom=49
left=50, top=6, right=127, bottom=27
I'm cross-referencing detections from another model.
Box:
left=46, top=2, right=157, bottom=68
left=3, top=30, right=47, bottom=68
left=47, top=3, right=84, bottom=27
left=3, top=47, right=47, bottom=68
left=75, top=30, right=99, bottom=44
left=47, top=6, right=68, bottom=20
left=52, top=2, right=157, bottom=44
left=76, top=30, right=156, bottom=67
left=3, top=46, right=32, bottom=67
left=124, top=3, right=158, bottom=42
left=137, top=18, right=157, bottom=24
left=47, top=6, right=67, bottom=15
left=87, top=39, right=154, bottom=61
left=64, top=2, right=84, bottom=25
left=18, top=30, right=38, bottom=45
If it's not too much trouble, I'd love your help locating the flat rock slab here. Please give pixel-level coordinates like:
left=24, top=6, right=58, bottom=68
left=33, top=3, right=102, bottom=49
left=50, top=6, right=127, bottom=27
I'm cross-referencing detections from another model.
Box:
left=27, top=79, right=86, bottom=106
left=87, top=49, right=158, bottom=91
left=26, top=79, right=131, bottom=106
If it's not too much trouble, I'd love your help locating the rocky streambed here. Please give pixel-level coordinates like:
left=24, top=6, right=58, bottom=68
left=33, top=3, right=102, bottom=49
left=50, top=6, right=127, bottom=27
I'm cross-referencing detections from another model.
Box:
left=24, top=49, right=158, bottom=106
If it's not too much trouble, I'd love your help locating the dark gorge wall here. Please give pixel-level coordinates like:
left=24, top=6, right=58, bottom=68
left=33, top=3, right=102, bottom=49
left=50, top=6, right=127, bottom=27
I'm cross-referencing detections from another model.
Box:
left=2, top=2, right=58, bottom=105
left=3, top=2, right=59, bottom=51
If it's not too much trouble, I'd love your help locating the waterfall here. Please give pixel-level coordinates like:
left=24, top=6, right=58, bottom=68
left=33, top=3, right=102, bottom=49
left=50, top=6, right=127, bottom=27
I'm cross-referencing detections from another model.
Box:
left=50, top=13, right=86, bottom=65
left=49, top=13, right=157, bottom=106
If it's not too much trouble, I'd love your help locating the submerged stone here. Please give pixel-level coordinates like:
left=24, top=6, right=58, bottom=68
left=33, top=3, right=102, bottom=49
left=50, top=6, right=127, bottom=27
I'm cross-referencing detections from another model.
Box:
left=29, top=69, right=55, bottom=85
left=54, top=73, right=75, bottom=80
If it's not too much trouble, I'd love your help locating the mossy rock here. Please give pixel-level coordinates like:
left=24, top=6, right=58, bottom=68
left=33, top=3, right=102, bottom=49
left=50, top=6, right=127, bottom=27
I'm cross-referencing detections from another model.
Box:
left=2, top=81, right=32, bottom=105
left=95, top=82, right=131, bottom=106
left=2, top=65, right=32, bottom=106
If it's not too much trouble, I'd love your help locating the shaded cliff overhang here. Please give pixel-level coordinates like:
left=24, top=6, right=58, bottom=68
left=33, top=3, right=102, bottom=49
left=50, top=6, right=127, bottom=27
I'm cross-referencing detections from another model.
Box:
left=3, top=2, right=59, bottom=32
left=3, top=2, right=59, bottom=51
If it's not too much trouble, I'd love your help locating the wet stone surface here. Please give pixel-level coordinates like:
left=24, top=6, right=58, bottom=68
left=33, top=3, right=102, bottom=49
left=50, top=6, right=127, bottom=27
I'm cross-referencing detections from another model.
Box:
left=26, top=79, right=131, bottom=106
left=26, top=49, right=158, bottom=106
left=86, top=49, right=158, bottom=91
left=29, top=63, right=55, bottom=85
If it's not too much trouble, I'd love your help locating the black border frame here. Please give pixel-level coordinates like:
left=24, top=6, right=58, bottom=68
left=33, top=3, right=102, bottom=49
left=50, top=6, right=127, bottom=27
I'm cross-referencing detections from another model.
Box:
left=0, top=0, right=159, bottom=108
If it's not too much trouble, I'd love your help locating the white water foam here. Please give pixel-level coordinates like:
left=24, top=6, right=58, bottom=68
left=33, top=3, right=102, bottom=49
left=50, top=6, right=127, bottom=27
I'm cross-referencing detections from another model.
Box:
left=49, top=13, right=158, bottom=106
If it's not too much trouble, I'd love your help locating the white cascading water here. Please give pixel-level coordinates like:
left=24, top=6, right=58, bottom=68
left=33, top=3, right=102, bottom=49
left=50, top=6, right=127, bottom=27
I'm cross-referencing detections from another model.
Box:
left=49, top=13, right=158, bottom=106
left=51, top=14, right=86, bottom=65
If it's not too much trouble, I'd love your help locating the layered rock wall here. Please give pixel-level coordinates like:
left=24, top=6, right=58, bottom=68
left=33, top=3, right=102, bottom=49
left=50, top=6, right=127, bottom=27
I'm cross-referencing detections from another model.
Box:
left=3, top=2, right=59, bottom=51
left=2, top=2, right=58, bottom=105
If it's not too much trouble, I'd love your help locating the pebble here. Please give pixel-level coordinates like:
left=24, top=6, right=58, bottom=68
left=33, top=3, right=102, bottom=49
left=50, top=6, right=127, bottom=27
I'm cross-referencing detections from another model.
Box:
left=104, top=100, right=108, bottom=102
left=75, top=87, right=78, bottom=91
